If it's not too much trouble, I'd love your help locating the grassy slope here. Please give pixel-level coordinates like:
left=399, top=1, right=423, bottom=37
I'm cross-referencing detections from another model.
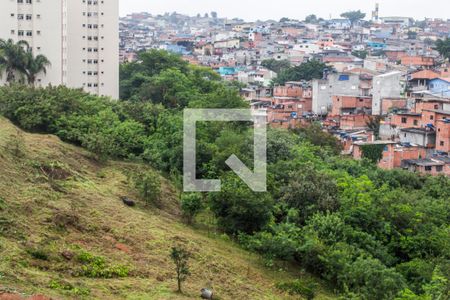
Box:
left=0, top=117, right=334, bottom=300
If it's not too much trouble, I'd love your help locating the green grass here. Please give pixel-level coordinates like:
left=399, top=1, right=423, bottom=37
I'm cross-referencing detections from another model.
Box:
left=0, top=117, right=335, bottom=299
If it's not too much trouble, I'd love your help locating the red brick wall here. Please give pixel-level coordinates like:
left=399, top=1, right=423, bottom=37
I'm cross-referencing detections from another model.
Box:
left=381, top=99, right=408, bottom=115
left=391, top=114, right=422, bottom=128
left=273, top=86, right=302, bottom=98
left=331, top=96, right=372, bottom=116
left=393, top=147, right=426, bottom=168
left=340, top=115, right=371, bottom=129
left=436, top=120, right=450, bottom=152
left=401, top=56, right=435, bottom=67
left=414, top=101, right=442, bottom=113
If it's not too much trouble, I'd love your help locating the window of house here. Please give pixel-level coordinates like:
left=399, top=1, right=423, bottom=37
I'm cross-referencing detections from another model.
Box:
left=440, top=141, right=445, bottom=146
left=436, top=166, right=443, bottom=172
left=430, top=115, right=434, bottom=120
left=401, top=117, right=407, bottom=124
left=425, top=166, right=432, bottom=172
left=413, top=120, right=418, bottom=126
left=434, top=105, right=439, bottom=109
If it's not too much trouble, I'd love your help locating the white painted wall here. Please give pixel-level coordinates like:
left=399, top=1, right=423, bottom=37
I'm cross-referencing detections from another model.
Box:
left=0, top=0, right=118, bottom=99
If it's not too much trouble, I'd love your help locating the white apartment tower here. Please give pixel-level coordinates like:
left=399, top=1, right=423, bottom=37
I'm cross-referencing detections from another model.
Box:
left=0, top=0, right=119, bottom=99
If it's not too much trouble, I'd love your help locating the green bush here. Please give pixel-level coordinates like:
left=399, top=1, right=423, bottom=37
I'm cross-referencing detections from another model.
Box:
left=276, top=279, right=317, bottom=300
left=129, top=170, right=161, bottom=206
left=208, top=172, right=274, bottom=234
left=76, top=251, right=129, bottom=278
left=180, top=193, right=204, bottom=224
left=26, top=247, right=49, bottom=261
left=49, top=280, right=91, bottom=296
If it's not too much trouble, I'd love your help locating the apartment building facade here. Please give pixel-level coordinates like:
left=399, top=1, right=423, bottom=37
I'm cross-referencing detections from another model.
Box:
left=0, top=0, right=119, bottom=99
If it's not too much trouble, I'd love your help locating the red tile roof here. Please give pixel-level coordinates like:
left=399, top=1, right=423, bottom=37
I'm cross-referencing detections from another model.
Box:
left=410, top=69, right=440, bottom=80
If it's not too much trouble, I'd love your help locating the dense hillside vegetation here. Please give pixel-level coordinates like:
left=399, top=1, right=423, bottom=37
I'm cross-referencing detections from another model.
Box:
left=0, top=117, right=331, bottom=299
left=0, top=50, right=449, bottom=299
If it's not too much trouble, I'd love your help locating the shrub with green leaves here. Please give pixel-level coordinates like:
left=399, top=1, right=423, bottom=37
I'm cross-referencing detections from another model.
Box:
left=276, top=279, right=317, bottom=300
left=180, top=193, right=204, bottom=224
left=129, top=170, right=161, bottom=206
left=170, top=245, right=190, bottom=293
left=76, top=251, right=129, bottom=278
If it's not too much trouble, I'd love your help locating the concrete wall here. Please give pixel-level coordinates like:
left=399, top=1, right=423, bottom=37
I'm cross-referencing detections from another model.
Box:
left=372, top=72, right=403, bottom=115
left=400, top=130, right=436, bottom=148
left=312, top=73, right=360, bottom=115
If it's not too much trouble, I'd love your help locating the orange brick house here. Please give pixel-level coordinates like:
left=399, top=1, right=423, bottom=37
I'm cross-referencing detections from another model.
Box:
left=401, top=56, right=435, bottom=68
left=331, top=95, right=372, bottom=116
left=272, top=82, right=313, bottom=116
left=353, top=141, right=426, bottom=170
left=421, top=109, right=450, bottom=127
left=413, top=99, right=444, bottom=114
left=436, top=118, right=450, bottom=153
left=340, top=115, right=372, bottom=130
left=391, top=113, right=422, bottom=128
left=380, top=98, right=409, bottom=115
left=402, top=158, right=450, bottom=176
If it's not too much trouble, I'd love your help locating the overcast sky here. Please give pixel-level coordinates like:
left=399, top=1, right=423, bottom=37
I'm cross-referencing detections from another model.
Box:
left=119, top=0, right=450, bottom=21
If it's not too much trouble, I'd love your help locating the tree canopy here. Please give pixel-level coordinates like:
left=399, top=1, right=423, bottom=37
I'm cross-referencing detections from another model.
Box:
left=435, top=38, right=450, bottom=61
left=340, top=10, right=366, bottom=27
left=272, top=60, right=330, bottom=85
left=0, top=39, right=50, bottom=85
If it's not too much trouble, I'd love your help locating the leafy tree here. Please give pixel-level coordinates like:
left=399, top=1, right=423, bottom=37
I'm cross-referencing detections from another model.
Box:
left=340, top=10, right=366, bottom=27
left=120, top=49, right=189, bottom=99
left=341, top=256, right=405, bottom=299
left=209, top=173, right=274, bottom=234
left=434, top=38, right=450, bottom=61
left=366, top=116, right=381, bottom=139
left=352, top=50, right=368, bottom=59
left=181, top=193, right=204, bottom=224
left=138, top=68, right=196, bottom=108
left=170, top=245, right=191, bottom=293
left=261, top=59, right=291, bottom=73
left=360, top=144, right=385, bottom=164
left=129, top=170, right=161, bottom=206
left=282, top=167, right=339, bottom=224
left=240, top=223, right=302, bottom=261
left=304, top=14, right=318, bottom=24
left=273, top=60, right=330, bottom=85
left=294, top=123, right=343, bottom=155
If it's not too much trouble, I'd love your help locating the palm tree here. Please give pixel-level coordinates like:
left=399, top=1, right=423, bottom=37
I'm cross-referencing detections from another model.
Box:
left=0, top=39, right=29, bottom=83
left=24, top=50, right=51, bottom=86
